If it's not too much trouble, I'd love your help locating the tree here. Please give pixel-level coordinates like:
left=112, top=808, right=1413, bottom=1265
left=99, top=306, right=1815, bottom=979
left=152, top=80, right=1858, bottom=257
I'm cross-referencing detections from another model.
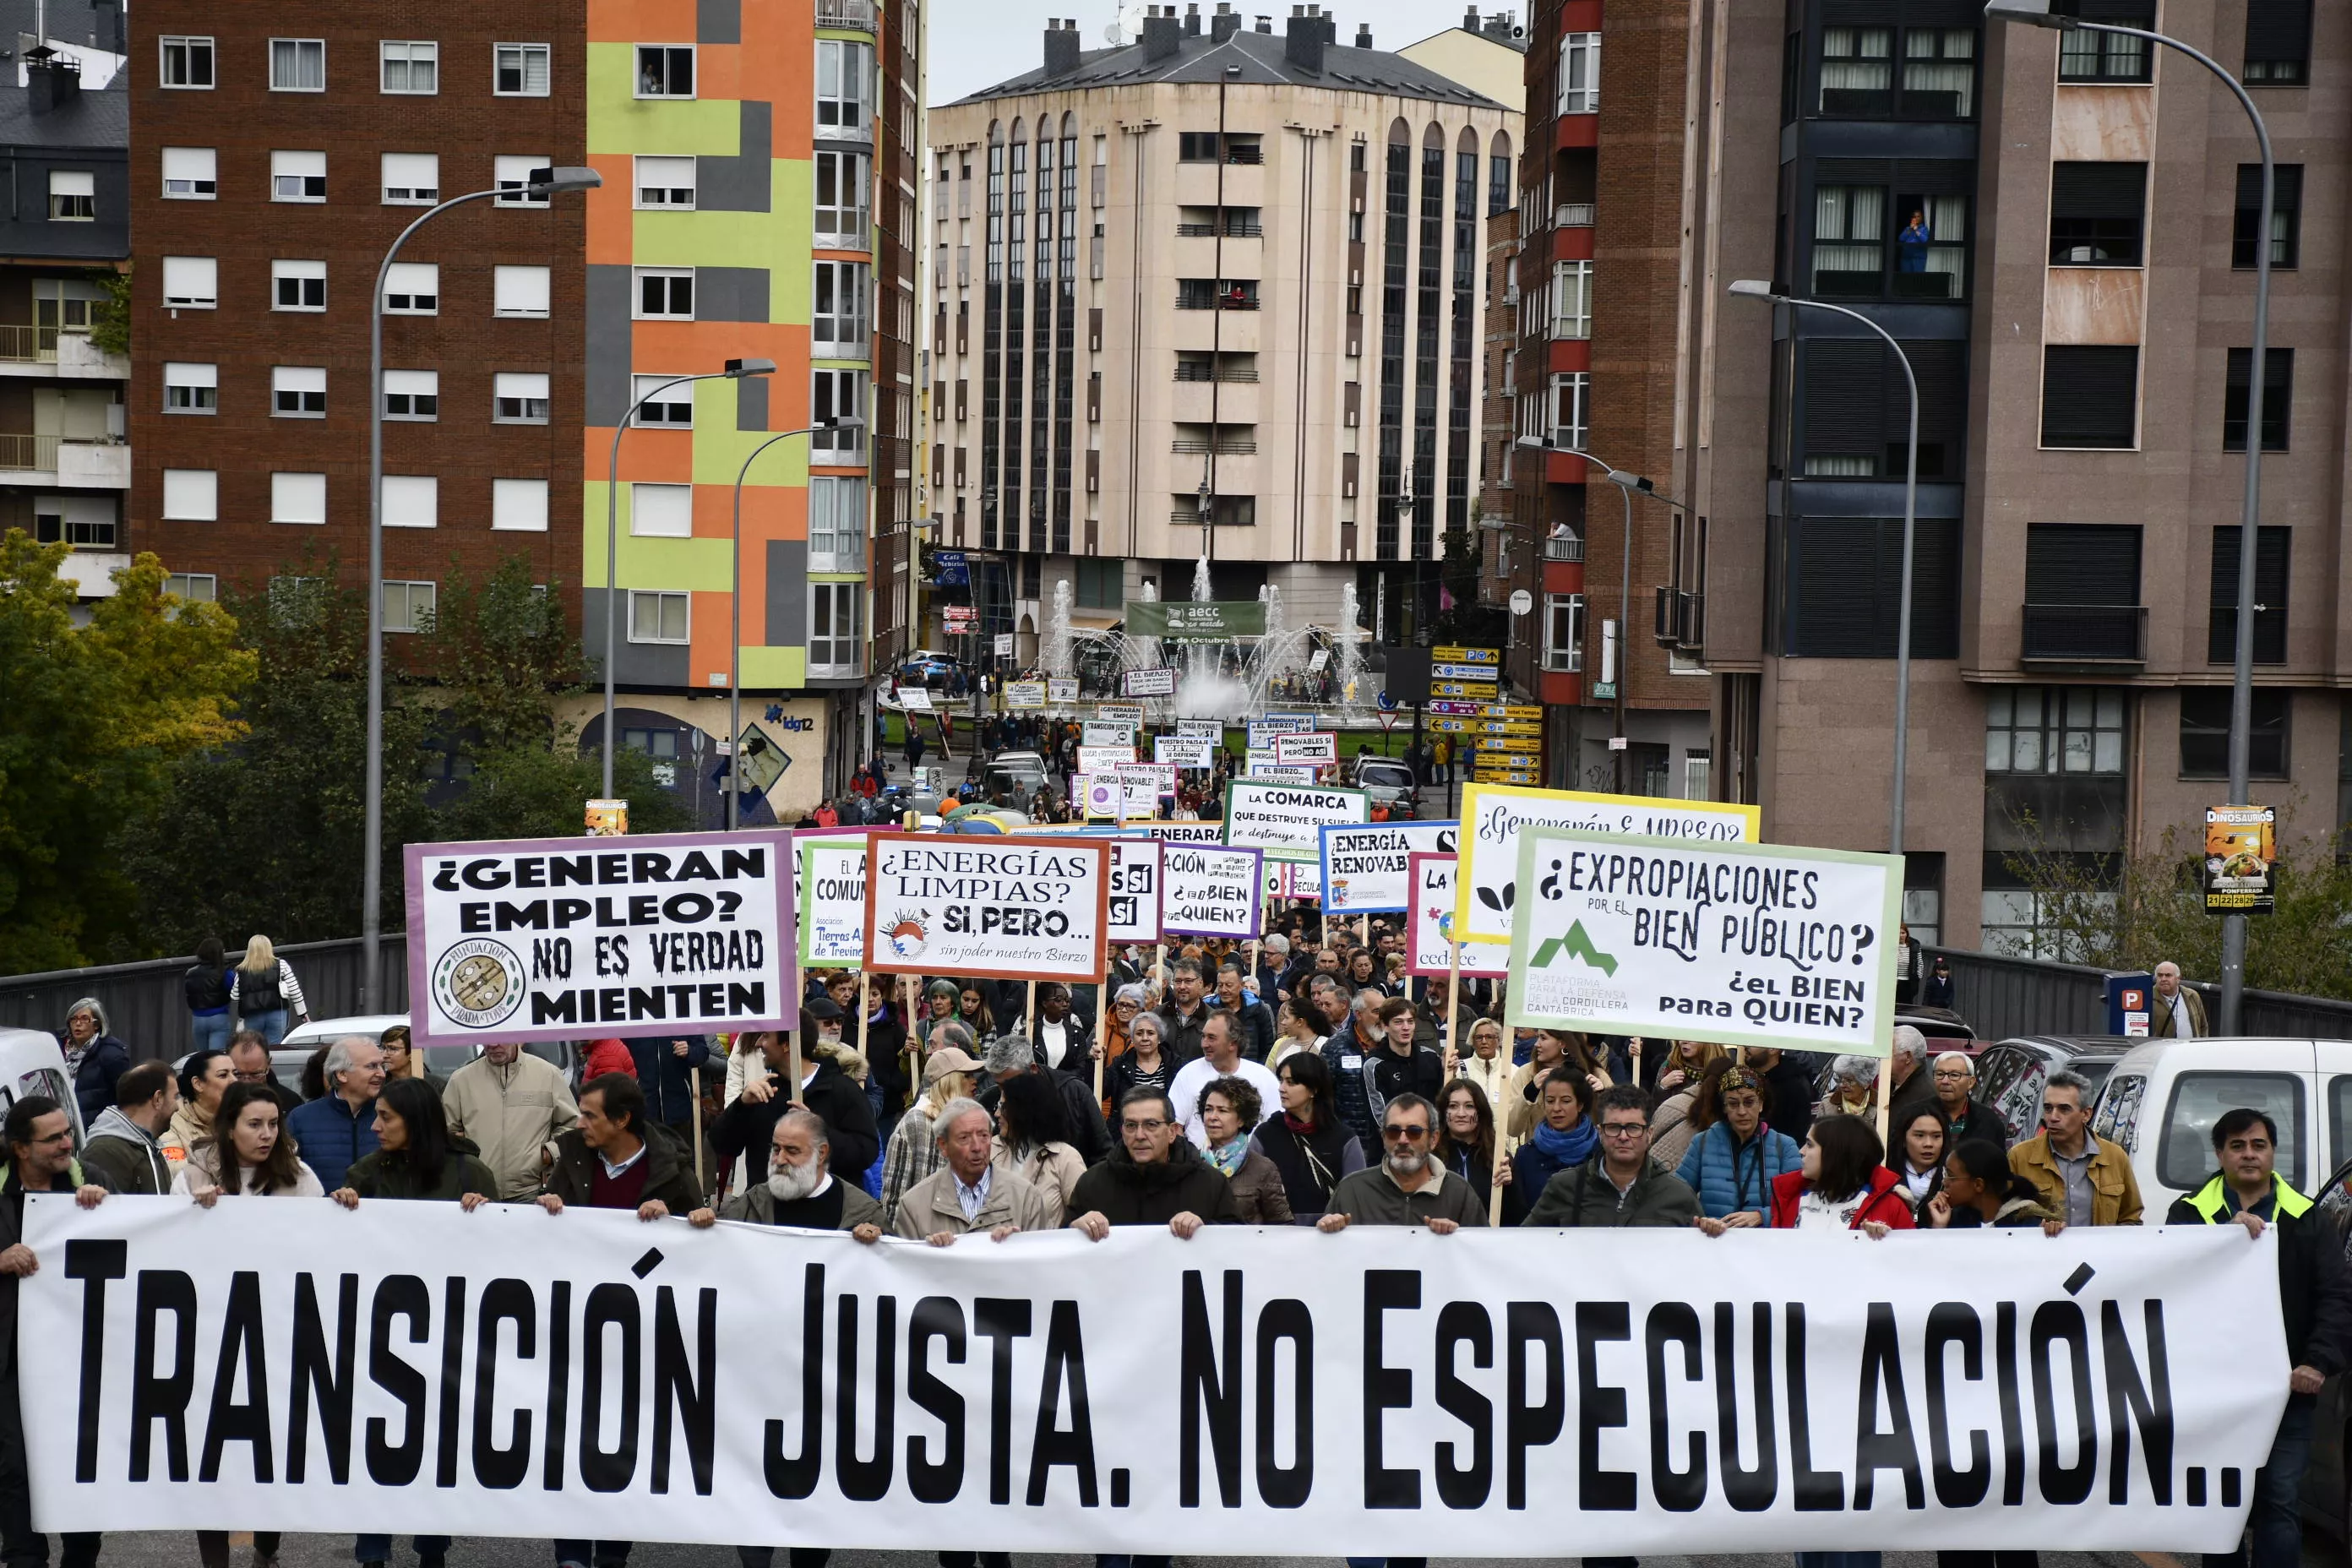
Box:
left=0, top=535, right=251, bottom=971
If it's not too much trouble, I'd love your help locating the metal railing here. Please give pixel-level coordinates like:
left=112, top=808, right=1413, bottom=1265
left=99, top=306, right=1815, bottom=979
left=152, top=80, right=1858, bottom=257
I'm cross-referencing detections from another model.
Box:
left=1543, top=535, right=1583, bottom=561
left=1925, top=946, right=2352, bottom=1043
left=0, top=324, right=58, bottom=362
left=815, top=0, right=876, bottom=29
left=1554, top=202, right=1595, bottom=227
left=1170, top=437, right=1256, bottom=455
left=0, top=433, right=60, bottom=471
left=1173, top=363, right=1257, bottom=383
left=1176, top=219, right=1264, bottom=238
left=2021, top=602, right=2148, bottom=664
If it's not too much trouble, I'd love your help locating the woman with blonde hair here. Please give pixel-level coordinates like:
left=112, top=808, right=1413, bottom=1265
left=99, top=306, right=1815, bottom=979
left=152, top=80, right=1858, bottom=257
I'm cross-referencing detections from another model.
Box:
left=229, top=934, right=308, bottom=1045
left=1652, top=1037, right=1727, bottom=1097
left=879, top=1035, right=983, bottom=1222
left=1506, top=1030, right=1609, bottom=1141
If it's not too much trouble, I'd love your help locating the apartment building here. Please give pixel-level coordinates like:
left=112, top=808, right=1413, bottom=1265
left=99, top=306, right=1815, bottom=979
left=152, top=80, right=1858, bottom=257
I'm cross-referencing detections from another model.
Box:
left=924, top=5, right=1516, bottom=655
left=1674, top=0, right=2348, bottom=951
left=0, top=0, right=128, bottom=604
left=1506, top=0, right=1714, bottom=801
left=128, top=0, right=922, bottom=820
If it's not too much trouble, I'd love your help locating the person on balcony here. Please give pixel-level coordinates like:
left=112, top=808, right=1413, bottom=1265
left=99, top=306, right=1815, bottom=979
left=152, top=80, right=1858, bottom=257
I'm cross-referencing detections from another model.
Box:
left=1897, top=210, right=1931, bottom=273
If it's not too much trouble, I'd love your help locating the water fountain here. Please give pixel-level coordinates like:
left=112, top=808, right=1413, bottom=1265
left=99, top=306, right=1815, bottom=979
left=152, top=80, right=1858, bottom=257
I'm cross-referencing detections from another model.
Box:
left=1043, top=578, right=1075, bottom=680
left=1337, top=580, right=1365, bottom=706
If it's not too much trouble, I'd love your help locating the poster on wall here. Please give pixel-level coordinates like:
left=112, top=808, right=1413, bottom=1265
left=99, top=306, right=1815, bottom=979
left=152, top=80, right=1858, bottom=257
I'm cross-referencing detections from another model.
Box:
left=2202, top=803, right=2276, bottom=915
left=863, top=833, right=1110, bottom=983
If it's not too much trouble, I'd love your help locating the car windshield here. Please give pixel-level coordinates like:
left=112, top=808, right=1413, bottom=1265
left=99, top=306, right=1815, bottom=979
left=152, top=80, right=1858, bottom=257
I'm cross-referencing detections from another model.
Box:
left=1358, top=762, right=1411, bottom=787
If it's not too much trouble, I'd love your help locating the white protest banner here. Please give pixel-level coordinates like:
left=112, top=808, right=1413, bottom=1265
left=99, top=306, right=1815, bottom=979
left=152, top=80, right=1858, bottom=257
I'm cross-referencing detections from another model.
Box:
left=1161, top=842, right=1265, bottom=937
left=1222, top=779, right=1370, bottom=862
left=1006, top=679, right=1047, bottom=710
left=1147, top=820, right=1225, bottom=845
left=1505, top=827, right=1901, bottom=1054
left=1108, top=835, right=1163, bottom=941
left=795, top=833, right=872, bottom=967
left=896, top=686, right=934, bottom=713
left=1048, top=678, right=1080, bottom=704
left=993, top=632, right=1014, bottom=656
left=864, top=832, right=1108, bottom=983
left=1156, top=733, right=1215, bottom=770
left=403, top=830, right=797, bottom=1044
left=1076, top=743, right=1135, bottom=773
left=1319, top=820, right=1459, bottom=913
left=1274, top=730, right=1338, bottom=765
left=1407, top=852, right=1504, bottom=978
left=1121, top=665, right=1177, bottom=698
left=1274, top=859, right=1322, bottom=903
left=1248, top=762, right=1320, bottom=785
left=1455, top=783, right=1761, bottom=950
left=1081, top=721, right=1133, bottom=747
left=1097, top=702, right=1146, bottom=730
left=1177, top=718, right=1224, bottom=741
left=23, top=1199, right=2283, bottom=1556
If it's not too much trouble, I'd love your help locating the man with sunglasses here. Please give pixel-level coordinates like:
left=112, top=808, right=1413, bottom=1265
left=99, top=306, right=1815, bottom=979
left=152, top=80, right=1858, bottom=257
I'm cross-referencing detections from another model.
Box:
left=1315, top=1092, right=1485, bottom=1233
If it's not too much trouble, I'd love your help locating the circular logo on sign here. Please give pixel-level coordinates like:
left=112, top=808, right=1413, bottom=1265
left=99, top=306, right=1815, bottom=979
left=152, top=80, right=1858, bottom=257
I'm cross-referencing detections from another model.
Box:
left=884, top=909, right=930, bottom=961
left=432, top=938, right=527, bottom=1030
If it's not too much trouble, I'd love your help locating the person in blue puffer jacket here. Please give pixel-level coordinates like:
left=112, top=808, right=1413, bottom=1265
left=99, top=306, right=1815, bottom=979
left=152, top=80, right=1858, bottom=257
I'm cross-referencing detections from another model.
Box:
left=1674, top=1064, right=1799, bottom=1226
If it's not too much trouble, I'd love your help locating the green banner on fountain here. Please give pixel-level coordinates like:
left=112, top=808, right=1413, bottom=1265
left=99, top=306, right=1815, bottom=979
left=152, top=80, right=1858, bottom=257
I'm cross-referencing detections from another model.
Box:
left=1125, top=600, right=1267, bottom=640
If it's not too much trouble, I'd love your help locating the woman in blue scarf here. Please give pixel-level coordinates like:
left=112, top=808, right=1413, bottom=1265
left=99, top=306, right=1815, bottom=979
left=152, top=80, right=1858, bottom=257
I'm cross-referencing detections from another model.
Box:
left=1505, top=1068, right=1596, bottom=1223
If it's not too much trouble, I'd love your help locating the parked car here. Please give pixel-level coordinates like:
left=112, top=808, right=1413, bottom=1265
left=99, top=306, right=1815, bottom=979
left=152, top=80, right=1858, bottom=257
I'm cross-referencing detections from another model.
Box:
left=986, top=750, right=1049, bottom=793
left=1350, top=754, right=1419, bottom=817
left=1971, top=1035, right=2137, bottom=1143
left=0, top=1028, right=88, bottom=1148
left=185, top=1016, right=577, bottom=1095
left=2089, top=1037, right=2352, bottom=1214
left=1896, top=1006, right=1977, bottom=1047
left=898, top=651, right=959, bottom=685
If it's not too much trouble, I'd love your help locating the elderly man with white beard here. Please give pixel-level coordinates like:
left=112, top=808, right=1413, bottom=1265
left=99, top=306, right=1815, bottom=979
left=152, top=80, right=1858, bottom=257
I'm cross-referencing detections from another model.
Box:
left=689, top=1106, right=885, bottom=1237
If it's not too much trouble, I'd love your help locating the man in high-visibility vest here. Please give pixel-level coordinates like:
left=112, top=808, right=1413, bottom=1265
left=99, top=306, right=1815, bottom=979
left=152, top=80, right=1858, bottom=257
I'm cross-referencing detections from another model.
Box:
left=2166, top=1107, right=2352, bottom=1568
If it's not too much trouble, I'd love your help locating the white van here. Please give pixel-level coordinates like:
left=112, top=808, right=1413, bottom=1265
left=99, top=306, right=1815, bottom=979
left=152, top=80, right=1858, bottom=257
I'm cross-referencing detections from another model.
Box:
left=2089, top=1037, right=2352, bottom=1213
left=0, top=1028, right=90, bottom=1148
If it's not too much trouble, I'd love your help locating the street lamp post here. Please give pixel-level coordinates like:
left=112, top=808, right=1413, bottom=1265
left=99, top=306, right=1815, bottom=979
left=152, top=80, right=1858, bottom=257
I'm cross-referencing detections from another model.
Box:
left=725, top=416, right=863, bottom=830
left=1728, top=280, right=1918, bottom=858
left=359, top=166, right=601, bottom=1015
left=599, top=359, right=776, bottom=798
left=1984, top=0, right=2275, bottom=1030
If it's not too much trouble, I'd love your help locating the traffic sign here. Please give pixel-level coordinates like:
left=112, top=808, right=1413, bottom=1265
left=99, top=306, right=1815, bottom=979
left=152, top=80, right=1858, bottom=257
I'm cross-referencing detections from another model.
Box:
left=1432, top=645, right=1499, bottom=665
left=1432, top=662, right=1500, bottom=683
left=1478, top=735, right=1542, bottom=754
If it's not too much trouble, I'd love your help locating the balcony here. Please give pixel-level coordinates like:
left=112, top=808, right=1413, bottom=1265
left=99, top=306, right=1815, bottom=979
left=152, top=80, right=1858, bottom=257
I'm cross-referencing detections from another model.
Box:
left=2020, top=603, right=2147, bottom=666
left=57, top=439, right=129, bottom=489
left=1173, top=362, right=1256, bottom=383
left=0, top=324, right=57, bottom=362
left=0, top=433, right=59, bottom=473
left=1544, top=533, right=1584, bottom=562
left=1555, top=203, right=1594, bottom=228
left=814, top=0, right=875, bottom=30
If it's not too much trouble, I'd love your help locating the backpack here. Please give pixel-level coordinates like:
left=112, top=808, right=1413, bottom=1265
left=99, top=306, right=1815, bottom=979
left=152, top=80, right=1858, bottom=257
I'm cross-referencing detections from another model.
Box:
left=237, top=962, right=283, bottom=1014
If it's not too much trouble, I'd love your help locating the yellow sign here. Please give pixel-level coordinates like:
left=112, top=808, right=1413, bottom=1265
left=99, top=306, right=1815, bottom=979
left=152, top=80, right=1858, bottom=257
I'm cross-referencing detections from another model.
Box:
left=1478, top=735, right=1544, bottom=754
left=1432, top=645, right=1500, bottom=664
left=585, top=798, right=629, bottom=836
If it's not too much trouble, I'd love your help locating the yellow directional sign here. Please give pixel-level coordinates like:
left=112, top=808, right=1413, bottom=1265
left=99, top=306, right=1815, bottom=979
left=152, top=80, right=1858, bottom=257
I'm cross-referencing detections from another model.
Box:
left=1433, top=645, right=1500, bottom=664
left=1478, top=735, right=1543, bottom=754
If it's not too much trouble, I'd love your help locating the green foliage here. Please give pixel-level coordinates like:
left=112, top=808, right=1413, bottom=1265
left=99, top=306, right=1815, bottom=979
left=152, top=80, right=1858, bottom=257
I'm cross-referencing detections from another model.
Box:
left=86, top=267, right=130, bottom=358
left=0, top=535, right=251, bottom=971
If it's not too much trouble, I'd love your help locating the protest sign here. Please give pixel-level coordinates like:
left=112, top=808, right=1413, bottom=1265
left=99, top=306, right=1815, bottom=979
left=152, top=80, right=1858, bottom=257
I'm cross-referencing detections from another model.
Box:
left=795, top=832, right=872, bottom=966
left=1246, top=716, right=1312, bottom=749
left=24, top=1199, right=2283, bottom=1557
left=1096, top=702, right=1147, bottom=730
left=1406, top=852, right=1504, bottom=977
left=1108, top=836, right=1163, bottom=941
left=1222, top=779, right=1370, bottom=862
left=863, top=832, right=1108, bottom=983
left=1505, top=827, right=1901, bottom=1054
left=896, top=687, right=934, bottom=713
left=1080, top=774, right=1124, bottom=819
left=1177, top=718, right=1224, bottom=741
left=403, top=830, right=797, bottom=1044
left=1081, top=721, right=1134, bottom=747
left=1455, top=784, right=1760, bottom=950
left=1274, top=731, right=1338, bottom=765
left=1270, top=858, right=1322, bottom=904
left=1121, top=666, right=1177, bottom=698
left=1147, top=821, right=1225, bottom=845
left=1047, top=678, right=1080, bottom=703
left=1161, top=842, right=1265, bottom=937
left=1247, top=762, right=1319, bottom=785
left=1156, top=733, right=1215, bottom=770
left=1076, top=743, right=1135, bottom=773
left=1319, top=821, right=1459, bottom=914
left=1117, top=763, right=1174, bottom=815
left=1006, top=680, right=1047, bottom=710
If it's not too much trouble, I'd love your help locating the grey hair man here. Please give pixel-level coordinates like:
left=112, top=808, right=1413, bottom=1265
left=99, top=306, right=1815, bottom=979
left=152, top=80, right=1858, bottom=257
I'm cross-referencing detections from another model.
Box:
left=1922, top=1048, right=2006, bottom=1148
left=691, top=1106, right=884, bottom=1236
left=282, top=1036, right=385, bottom=1192
left=2149, top=961, right=2208, bottom=1038
left=891, top=1096, right=1061, bottom=1244
left=2007, top=1069, right=2143, bottom=1227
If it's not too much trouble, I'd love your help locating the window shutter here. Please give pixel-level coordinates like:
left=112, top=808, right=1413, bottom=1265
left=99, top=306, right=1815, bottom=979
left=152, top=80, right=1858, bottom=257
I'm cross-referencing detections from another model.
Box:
left=1802, top=340, right=1885, bottom=459
left=2235, top=162, right=2304, bottom=213
left=1791, top=518, right=1884, bottom=657
left=2040, top=346, right=2137, bottom=448
left=2050, top=162, right=2146, bottom=221
left=2025, top=523, right=2141, bottom=605
left=2208, top=525, right=2290, bottom=664
left=2244, top=0, right=2313, bottom=58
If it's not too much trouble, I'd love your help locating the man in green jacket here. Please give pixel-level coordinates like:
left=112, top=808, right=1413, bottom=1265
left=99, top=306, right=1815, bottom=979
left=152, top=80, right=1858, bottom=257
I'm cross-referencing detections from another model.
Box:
left=1318, top=1092, right=1487, bottom=1232
left=1522, top=1085, right=1701, bottom=1228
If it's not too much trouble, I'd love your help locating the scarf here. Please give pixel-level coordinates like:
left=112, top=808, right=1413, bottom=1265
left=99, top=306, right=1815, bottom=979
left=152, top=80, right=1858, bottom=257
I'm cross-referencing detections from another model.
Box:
left=1529, top=1115, right=1597, bottom=1168
left=1206, top=1132, right=1252, bottom=1178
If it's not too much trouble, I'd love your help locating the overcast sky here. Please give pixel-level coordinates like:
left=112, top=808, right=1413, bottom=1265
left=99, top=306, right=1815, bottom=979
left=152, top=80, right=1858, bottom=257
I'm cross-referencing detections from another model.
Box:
left=927, top=0, right=1520, bottom=106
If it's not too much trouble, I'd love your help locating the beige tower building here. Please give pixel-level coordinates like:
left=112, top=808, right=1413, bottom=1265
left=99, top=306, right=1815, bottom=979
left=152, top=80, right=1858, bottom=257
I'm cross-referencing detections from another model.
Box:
left=926, top=3, right=1517, bottom=652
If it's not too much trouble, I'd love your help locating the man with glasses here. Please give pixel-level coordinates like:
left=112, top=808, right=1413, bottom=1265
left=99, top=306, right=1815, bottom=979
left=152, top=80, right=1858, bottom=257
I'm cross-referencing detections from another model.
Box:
left=2007, top=1069, right=2141, bottom=1227
left=1316, top=1092, right=1484, bottom=1233
left=1068, top=1085, right=1238, bottom=1238
left=1520, top=1085, right=1701, bottom=1228
left=1921, top=1050, right=2006, bottom=1148
left=227, top=1030, right=302, bottom=1119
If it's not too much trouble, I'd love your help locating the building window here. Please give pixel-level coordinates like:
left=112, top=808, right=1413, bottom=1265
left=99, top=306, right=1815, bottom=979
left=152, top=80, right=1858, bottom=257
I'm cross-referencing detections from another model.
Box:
left=162, top=147, right=215, bottom=199
left=630, top=482, right=694, bottom=538
left=1178, top=133, right=1221, bottom=162
left=161, top=256, right=216, bottom=309
left=1557, top=32, right=1599, bottom=113
left=271, top=471, right=326, bottom=524
left=2242, top=0, right=2312, bottom=85
left=1549, top=371, right=1587, bottom=450
left=1075, top=557, right=1120, bottom=608
left=2059, top=3, right=2152, bottom=83
left=495, top=155, right=553, bottom=206
left=1820, top=27, right=1892, bottom=115
left=270, top=38, right=326, bottom=92
left=492, top=477, right=550, bottom=532
left=381, top=152, right=440, bottom=204
left=813, top=369, right=866, bottom=455
left=165, top=573, right=217, bottom=602
left=809, top=476, right=867, bottom=572
left=383, top=476, right=438, bottom=529
left=380, top=41, right=438, bottom=94
left=32, top=497, right=114, bottom=551
left=2209, top=525, right=2291, bottom=665
left=809, top=583, right=863, bottom=672
left=384, top=369, right=438, bottom=421
left=272, top=259, right=326, bottom=311
left=815, top=40, right=871, bottom=134
left=44, top=171, right=92, bottom=222
left=634, top=268, right=694, bottom=318
left=636, top=45, right=694, bottom=98
left=629, top=591, right=690, bottom=645
left=1901, top=29, right=1976, bottom=117
left=162, top=469, right=218, bottom=521
left=163, top=362, right=217, bottom=414
left=384, top=262, right=439, bottom=313
left=1544, top=593, right=1585, bottom=672
left=493, top=265, right=551, bottom=318
left=631, top=375, right=694, bottom=427
left=1550, top=259, right=1591, bottom=339
left=2040, top=346, right=2138, bottom=449
left=1986, top=686, right=2126, bottom=776
left=1810, top=185, right=1884, bottom=296
left=634, top=155, right=695, bottom=209
left=495, top=43, right=551, bottom=95
left=1783, top=516, right=1963, bottom=657
left=271, top=150, right=326, bottom=202
left=2049, top=162, right=2146, bottom=265
left=1488, top=153, right=1511, bottom=218
left=161, top=35, right=215, bottom=89
left=813, top=261, right=869, bottom=356
left=2181, top=689, right=2289, bottom=778
left=383, top=580, right=438, bottom=634
left=494, top=372, right=550, bottom=423
left=272, top=366, right=327, bottom=416
left=2223, top=347, right=2293, bottom=453
left=2233, top=164, right=2302, bottom=269
left=814, top=150, right=868, bottom=237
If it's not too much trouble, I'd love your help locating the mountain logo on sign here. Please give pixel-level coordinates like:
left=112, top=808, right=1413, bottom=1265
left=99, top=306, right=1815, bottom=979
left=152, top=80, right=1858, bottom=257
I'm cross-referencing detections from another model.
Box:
left=1531, top=921, right=1619, bottom=977
left=884, top=909, right=930, bottom=960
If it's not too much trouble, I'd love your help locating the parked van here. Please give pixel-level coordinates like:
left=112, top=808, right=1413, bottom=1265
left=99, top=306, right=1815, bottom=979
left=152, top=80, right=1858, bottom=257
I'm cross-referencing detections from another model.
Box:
left=0, top=1028, right=89, bottom=1148
left=2089, top=1037, right=2352, bottom=1213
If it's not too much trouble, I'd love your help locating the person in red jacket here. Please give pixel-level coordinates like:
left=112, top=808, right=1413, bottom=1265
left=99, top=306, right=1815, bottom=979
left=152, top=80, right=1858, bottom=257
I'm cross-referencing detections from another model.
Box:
left=1768, top=1113, right=1916, bottom=1235
left=581, top=1038, right=637, bottom=1081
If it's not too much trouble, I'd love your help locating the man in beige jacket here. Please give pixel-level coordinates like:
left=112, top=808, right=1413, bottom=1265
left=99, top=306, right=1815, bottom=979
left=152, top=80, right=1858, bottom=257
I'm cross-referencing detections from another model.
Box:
left=891, top=1097, right=1062, bottom=1243
left=441, top=1041, right=579, bottom=1200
